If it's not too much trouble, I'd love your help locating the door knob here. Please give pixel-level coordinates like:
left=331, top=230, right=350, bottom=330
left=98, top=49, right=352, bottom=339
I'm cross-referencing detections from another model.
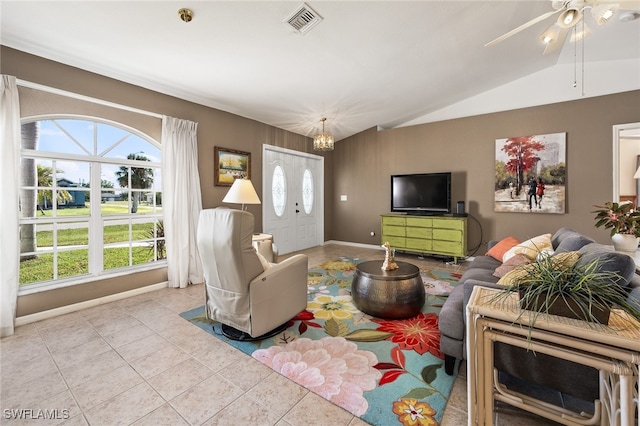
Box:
left=296, top=209, right=300, bottom=213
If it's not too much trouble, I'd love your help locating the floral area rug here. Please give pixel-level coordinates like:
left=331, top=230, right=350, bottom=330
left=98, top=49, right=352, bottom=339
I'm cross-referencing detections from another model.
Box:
left=180, top=257, right=462, bottom=426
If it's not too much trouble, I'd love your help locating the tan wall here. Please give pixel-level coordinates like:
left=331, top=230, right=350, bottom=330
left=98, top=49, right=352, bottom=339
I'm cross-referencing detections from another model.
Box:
left=2, top=46, right=334, bottom=316
left=332, top=91, right=640, bottom=253
left=3, top=45, right=639, bottom=316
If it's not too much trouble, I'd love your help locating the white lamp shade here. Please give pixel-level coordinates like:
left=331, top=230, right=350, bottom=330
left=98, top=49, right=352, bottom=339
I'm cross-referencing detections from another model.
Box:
left=223, top=178, right=261, bottom=206
left=570, top=25, right=592, bottom=43
left=539, top=24, right=560, bottom=44
left=591, top=4, right=618, bottom=25
left=557, top=8, right=582, bottom=28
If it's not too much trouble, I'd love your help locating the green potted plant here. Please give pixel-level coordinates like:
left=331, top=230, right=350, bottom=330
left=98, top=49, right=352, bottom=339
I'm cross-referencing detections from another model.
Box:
left=592, top=201, right=640, bottom=251
left=492, top=253, right=640, bottom=330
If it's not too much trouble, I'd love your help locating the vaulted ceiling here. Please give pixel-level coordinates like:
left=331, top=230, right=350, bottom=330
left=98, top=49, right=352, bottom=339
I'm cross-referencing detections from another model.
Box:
left=2, top=1, right=639, bottom=141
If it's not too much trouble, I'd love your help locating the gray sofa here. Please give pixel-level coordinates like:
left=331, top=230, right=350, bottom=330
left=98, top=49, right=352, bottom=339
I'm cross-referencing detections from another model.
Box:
left=439, top=227, right=639, bottom=402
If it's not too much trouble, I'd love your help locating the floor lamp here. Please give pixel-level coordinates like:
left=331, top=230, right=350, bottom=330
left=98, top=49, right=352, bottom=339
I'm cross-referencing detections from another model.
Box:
left=222, top=178, right=261, bottom=210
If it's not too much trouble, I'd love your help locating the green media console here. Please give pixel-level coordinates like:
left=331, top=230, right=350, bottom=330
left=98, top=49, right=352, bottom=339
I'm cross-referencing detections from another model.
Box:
left=381, top=214, right=467, bottom=263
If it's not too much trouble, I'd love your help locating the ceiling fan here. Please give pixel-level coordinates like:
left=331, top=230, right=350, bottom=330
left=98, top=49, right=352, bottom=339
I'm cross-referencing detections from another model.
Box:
left=485, top=0, right=640, bottom=55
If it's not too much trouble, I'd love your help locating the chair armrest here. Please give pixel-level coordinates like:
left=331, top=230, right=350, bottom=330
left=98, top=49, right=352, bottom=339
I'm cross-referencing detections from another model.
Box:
left=248, top=254, right=309, bottom=336
left=252, top=254, right=308, bottom=283
left=460, top=279, right=506, bottom=329
left=253, top=239, right=276, bottom=263
left=462, top=279, right=504, bottom=309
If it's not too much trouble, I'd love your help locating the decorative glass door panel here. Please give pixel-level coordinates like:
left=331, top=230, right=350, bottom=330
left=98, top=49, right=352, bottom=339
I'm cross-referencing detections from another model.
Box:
left=263, top=145, right=323, bottom=255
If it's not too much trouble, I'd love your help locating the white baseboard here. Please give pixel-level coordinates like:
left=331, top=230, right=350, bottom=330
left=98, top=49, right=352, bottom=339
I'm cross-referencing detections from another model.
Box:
left=323, top=240, right=385, bottom=251
left=15, top=282, right=168, bottom=326
left=323, top=240, right=473, bottom=264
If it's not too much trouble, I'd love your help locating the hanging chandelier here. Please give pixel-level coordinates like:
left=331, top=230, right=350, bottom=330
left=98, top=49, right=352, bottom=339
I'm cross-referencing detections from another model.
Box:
left=313, top=117, right=334, bottom=151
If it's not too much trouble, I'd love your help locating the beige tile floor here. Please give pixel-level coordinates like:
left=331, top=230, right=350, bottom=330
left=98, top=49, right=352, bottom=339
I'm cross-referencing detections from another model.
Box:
left=0, top=243, right=560, bottom=425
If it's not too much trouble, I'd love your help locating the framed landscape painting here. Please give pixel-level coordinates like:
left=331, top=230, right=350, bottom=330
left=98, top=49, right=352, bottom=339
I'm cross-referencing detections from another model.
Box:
left=494, top=132, right=566, bottom=214
left=214, top=147, right=250, bottom=186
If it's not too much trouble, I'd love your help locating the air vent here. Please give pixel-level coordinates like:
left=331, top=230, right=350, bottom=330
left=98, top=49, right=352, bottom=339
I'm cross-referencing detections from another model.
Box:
left=285, top=3, right=323, bottom=34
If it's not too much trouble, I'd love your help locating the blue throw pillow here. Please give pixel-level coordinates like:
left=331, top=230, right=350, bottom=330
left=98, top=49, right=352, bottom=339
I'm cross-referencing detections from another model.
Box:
left=576, top=244, right=635, bottom=287
left=555, top=234, right=595, bottom=253
left=551, top=227, right=579, bottom=249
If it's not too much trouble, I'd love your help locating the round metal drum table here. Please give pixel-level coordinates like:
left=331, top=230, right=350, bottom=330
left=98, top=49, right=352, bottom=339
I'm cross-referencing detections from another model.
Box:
left=351, top=260, right=425, bottom=319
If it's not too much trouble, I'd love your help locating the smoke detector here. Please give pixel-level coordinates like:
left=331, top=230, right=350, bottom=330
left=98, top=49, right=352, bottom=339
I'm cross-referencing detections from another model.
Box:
left=284, top=3, right=323, bottom=34
left=619, top=11, right=640, bottom=22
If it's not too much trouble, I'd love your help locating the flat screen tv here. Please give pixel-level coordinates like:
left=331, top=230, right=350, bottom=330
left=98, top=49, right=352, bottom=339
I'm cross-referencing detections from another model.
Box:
left=391, top=172, right=451, bottom=215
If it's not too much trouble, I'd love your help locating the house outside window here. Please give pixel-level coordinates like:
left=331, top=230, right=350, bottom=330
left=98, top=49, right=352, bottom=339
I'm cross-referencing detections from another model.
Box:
left=19, top=117, right=164, bottom=292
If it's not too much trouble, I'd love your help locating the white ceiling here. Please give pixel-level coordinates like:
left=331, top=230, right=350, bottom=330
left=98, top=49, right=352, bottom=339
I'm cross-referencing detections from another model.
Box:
left=2, top=1, right=640, bottom=141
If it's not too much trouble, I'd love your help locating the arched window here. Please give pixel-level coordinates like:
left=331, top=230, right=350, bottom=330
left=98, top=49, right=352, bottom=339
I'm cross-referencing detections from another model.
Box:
left=19, top=117, right=163, bottom=290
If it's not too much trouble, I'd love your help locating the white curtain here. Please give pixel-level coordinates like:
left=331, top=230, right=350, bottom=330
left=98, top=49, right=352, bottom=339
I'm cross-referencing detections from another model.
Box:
left=0, top=76, right=21, bottom=337
left=161, top=116, right=204, bottom=288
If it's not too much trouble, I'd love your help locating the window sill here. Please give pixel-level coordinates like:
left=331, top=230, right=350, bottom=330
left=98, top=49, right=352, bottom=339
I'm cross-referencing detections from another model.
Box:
left=17, top=261, right=168, bottom=296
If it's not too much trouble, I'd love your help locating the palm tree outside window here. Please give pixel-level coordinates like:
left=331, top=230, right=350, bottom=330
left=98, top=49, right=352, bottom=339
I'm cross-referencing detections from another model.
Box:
left=115, top=153, right=154, bottom=214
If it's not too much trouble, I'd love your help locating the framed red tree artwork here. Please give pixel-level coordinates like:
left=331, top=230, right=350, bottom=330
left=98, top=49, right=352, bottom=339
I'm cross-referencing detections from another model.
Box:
left=495, top=132, right=566, bottom=214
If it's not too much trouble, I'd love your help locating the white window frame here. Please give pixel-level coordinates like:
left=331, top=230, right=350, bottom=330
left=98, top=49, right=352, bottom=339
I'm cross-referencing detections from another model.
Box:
left=18, top=115, right=164, bottom=295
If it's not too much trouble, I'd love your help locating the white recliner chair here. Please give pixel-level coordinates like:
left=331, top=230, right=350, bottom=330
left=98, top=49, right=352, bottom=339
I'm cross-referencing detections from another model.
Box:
left=196, top=207, right=308, bottom=340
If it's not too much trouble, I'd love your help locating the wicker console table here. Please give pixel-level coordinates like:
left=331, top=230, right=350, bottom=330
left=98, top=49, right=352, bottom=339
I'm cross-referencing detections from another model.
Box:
left=466, top=286, right=640, bottom=426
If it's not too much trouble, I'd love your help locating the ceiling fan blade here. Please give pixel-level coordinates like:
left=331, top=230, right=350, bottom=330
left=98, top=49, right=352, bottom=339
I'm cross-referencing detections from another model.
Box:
left=599, top=0, right=640, bottom=6
left=485, top=9, right=563, bottom=47
left=543, top=27, right=570, bottom=55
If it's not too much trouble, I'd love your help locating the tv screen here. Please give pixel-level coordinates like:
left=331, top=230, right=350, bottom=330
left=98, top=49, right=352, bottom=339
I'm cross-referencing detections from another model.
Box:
left=391, top=172, right=451, bottom=215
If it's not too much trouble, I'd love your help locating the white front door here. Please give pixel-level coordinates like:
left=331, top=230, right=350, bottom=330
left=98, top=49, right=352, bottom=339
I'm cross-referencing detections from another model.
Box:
left=263, top=145, right=324, bottom=255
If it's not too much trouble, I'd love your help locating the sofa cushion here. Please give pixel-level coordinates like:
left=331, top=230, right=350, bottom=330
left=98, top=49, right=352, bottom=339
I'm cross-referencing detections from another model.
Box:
left=503, top=233, right=552, bottom=262
left=555, top=234, right=596, bottom=253
left=486, top=236, right=520, bottom=261
left=577, top=243, right=636, bottom=287
left=460, top=266, right=500, bottom=285
left=497, top=263, right=533, bottom=285
left=438, top=285, right=465, bottom=340
left=549, top=251, right=581, bottom=268
left=467, top=255, right=502, bottom=271
left=497, top=251, right=581, bottom=286
left=493, top=254, right=530, bottom=278
left=551, top=227, right=579, bottom=250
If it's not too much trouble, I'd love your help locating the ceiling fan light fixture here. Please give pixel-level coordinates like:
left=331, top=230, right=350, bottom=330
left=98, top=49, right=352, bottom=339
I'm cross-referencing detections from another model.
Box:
left=539, top=24, right=561, bottom=43
left=313, top=117, right=334, bottom=151
left=570, top=25, right=592, bottom=42
left=557, top=8, right=582, bottom=28
left=592, top=4, right=618, bottom=25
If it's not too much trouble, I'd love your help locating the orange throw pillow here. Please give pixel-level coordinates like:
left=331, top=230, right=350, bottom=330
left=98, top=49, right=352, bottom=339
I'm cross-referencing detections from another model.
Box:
left=486, top=236, right=520, bottom=262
